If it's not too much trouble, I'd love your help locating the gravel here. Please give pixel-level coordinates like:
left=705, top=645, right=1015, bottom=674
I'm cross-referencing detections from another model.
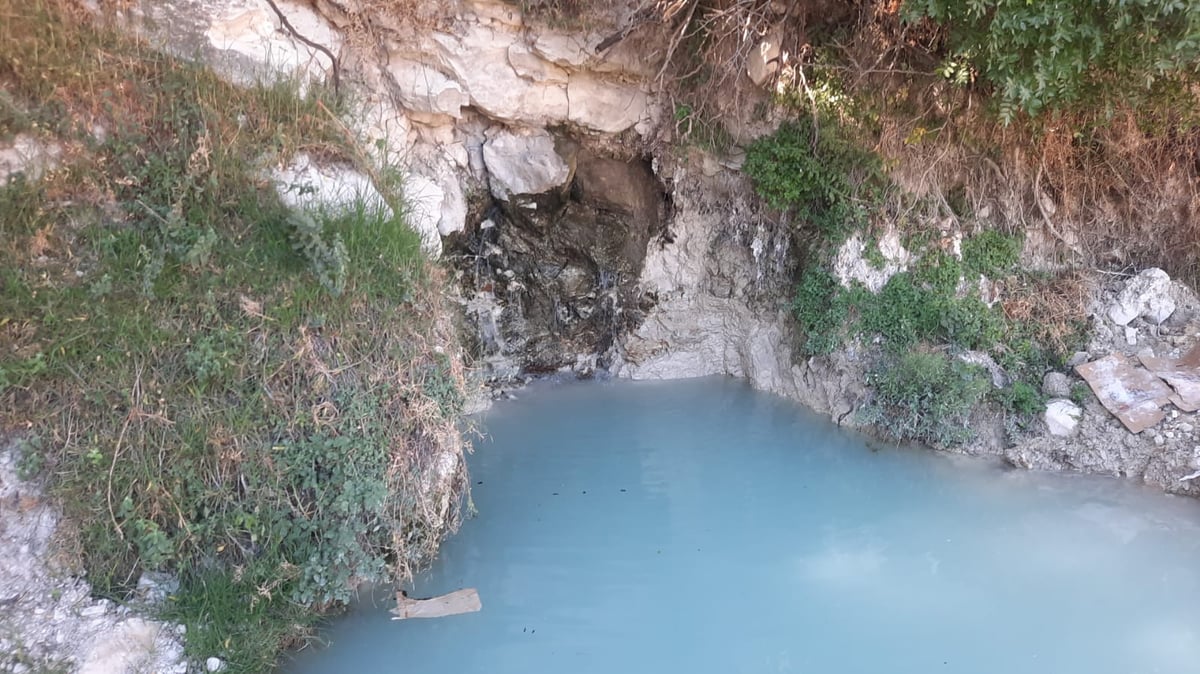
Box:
left=0, top=439, right=188, bottom=673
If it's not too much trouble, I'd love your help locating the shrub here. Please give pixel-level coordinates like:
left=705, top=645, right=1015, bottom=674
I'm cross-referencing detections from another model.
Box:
left=795, top=250, right=1010, bottom=354
left=860, top=272, right=944, bottom=348
left=793, top=267, right=853, bottom=356
left=961, top=230, right=1021, bottom=277
left=941, top=296, right=1005, bottom=351
left=903, top=0, right=1200, bottom=120
left=1070, top=381, right=1092, bottom=406
left=288, top=211, right=349, bottom=296
left=911, top=248, right=962, bottom=294
left=863, top=350, right=991, bottom=447
left=993, top=379, right=1044, bottom=418
left=743, top=117, right=882, bottom=238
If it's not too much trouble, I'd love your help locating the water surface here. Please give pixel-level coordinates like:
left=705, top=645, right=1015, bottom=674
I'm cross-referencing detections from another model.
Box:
left=289, top=377, right=1200, bottom=674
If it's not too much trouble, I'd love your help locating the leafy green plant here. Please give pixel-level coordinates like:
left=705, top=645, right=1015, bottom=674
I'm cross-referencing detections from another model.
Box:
left=276, top=395, right=393, bottom=606
left=743, top=117, right=883, bottom=238
left=961, top=230, right=1022, bottom=277
left=167, top=564, right=321, bottom=674
left=911, top=248, right=962, bottom=294
left=903, top=0, right=1200, bottom=121
left=672, top=102, right=734, bottom=153
left=795, top=246, right=1011, bottom=354
left=14, top=436, right=45, bottom=481
left=0, top=173, right=45, bottom=236
left=862, top=350, right=991, bottom=447
left=185, top=333, right=235, bottom=388
left=859, top=272, right=944, bottom=348
left=793, top=267, right=854, bottom=356
left=993, top=380, right=1044, bottom=417
left=421, top=355, right=466, bottom=417
left=941, top=296, right=1005, bottom=350
left=794, top=234, right=1061, bottom=448
left=1070, top=381, right=1092, bottom=406
left=862, top=234, right=888, bottom=270
left=0, top=353, right=46, bottom=394
left=288, top=212, right=349, bottom=296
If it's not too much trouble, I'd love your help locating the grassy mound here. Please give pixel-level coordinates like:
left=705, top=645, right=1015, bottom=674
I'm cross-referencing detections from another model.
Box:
left=1, top=1, right=468, bottom=670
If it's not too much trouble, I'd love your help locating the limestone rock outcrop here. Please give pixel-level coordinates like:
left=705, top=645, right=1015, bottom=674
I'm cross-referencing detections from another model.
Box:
left=135, top=0, right=1200, bottom=502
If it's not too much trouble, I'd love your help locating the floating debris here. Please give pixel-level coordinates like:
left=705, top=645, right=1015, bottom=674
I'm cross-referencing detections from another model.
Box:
left=391, top=589, right=482, bottom=620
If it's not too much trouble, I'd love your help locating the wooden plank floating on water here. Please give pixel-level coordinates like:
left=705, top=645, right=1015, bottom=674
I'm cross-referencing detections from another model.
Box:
left=391, top=589, right=482, bottom=620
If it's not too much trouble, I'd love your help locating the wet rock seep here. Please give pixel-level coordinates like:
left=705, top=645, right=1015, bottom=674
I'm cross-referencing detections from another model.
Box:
left=452, top=138, right=668, bottom=381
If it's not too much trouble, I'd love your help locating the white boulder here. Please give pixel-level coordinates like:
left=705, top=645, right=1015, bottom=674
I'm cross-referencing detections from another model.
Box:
left=530, top=32, right=592, bottom=68
left=833, top=230, right=911, bottom=293
left=427, top=29, right=569, bottom=124
left=481, top=127, right=569, bottom=200
left=405, top=174, right=449, bottom=255
left=272, top=153, right=389, bottom=215
left=1042, top=372, right=1072, bottom=398
left=507, top=42, right=569, bottom=84
left=1108, top=268, right=1176, bottom=326
left=272, top=155, right=446, bottom=257
left=1044, top=399, right=1084, bottom=437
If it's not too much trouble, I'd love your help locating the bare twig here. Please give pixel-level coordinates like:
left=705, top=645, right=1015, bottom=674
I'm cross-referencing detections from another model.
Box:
left=654, top=0, right=701, bottom=87
left=1035, top=159, right=1077, bottom=253
left=106, top=363, right=141, bottom=541
left=262, top=0, right=341, bottom=99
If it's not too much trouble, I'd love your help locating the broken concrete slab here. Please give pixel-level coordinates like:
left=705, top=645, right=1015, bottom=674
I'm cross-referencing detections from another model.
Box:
left=391, top=588, right=481, bottom=620
left=1138, top=345, right=1200, bottom=413
left=1075, top=354, right=1174, bottom=434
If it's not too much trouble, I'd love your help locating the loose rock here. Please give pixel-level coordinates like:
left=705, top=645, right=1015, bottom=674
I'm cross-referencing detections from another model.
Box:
left=1044, top=399, right=1083, bottom=437
left=1108, top=268, right=1176, bottom=326
left=1042, top=372, right=1072, bottom=398
left=481, top=127, right=569, bottom=200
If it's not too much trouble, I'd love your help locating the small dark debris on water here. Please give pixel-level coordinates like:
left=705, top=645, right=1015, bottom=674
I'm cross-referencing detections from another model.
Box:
left=581, top=490, right=587, bottom=494
left=619, top=488, right=626, bottom=492
left=552, top=492, right=558, bottom=496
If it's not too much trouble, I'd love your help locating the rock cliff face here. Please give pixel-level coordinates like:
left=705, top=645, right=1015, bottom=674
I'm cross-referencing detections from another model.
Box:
left=142, top=0, right=1200, bottom=498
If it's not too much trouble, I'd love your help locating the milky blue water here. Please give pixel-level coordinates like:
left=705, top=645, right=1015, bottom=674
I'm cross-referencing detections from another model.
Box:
left=287, top=377, right=1200, bottom=674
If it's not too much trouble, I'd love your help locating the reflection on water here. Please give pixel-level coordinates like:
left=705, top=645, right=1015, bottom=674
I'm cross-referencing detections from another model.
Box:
left=288, top=377, right=1200, bottom=674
